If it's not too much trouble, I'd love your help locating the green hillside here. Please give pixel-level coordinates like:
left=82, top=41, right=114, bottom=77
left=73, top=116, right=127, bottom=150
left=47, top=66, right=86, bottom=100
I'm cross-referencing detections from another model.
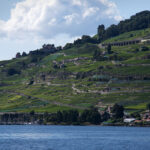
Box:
left=103, top=28, right=150, bottom=43
left=0, top=11, right=150, bottom=114
left=0, top=31, right=150, bottom=114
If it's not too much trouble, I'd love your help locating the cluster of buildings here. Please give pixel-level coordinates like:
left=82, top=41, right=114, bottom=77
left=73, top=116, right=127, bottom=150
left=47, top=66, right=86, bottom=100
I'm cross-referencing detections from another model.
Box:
left=124, top=111, right=150, bottom=125
left=100, top=105, right=150, bottom=126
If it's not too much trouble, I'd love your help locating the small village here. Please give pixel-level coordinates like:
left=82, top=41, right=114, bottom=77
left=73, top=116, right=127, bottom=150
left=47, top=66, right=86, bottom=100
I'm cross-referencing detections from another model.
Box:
left=101, top=105, right=150, bottom=126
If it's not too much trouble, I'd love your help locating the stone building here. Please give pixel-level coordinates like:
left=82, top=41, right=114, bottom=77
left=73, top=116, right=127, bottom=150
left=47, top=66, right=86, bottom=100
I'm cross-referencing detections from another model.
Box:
left=102, top=38, right=142, bottom=47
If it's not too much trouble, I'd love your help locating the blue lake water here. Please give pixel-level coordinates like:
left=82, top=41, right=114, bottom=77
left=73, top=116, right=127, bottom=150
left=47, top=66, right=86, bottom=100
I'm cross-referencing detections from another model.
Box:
left=0, top=125, right=150, bottom=150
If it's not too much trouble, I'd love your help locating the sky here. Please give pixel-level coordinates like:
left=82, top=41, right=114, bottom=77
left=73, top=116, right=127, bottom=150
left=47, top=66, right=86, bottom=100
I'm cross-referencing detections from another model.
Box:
left=0, top=0, right=149, bottom=60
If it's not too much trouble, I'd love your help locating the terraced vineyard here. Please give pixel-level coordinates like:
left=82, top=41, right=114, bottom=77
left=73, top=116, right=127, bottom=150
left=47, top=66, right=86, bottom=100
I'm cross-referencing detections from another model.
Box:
left=0, top=28, right=150, bottom=114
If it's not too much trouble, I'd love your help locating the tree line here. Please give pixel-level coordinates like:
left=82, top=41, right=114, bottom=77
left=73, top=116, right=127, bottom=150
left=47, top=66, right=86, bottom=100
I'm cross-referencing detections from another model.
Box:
left=97, top=11, right=150, bottom=42
left=0, top=104, right=124, bottom=125
left=63, top=11, right=150, bottom=50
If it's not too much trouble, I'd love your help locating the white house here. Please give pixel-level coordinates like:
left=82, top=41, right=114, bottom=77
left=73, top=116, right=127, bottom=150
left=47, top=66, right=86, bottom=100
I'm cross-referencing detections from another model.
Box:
left=124, top=118, right=136, bottom=123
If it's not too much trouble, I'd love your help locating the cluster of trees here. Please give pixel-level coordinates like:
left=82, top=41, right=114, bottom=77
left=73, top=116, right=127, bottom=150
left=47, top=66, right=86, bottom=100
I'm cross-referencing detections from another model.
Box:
left=0, top=108, right=102, bottom=125
left=62, top=11, right=150, bottom=51
left=93, top=45, right=128, bottom=61
left=29, top=44, right=59, bottom=57
left=15, top=44, right=62, bottom=60
left=63, top=35, right=98, bottom=50
left=28, top=44, right=62, bottom=63
left=79, top=108, right=102, bottom=124
left=5, top=61, right=28, bottom=76
left=7, top=44, right=63, bottom=75
left=46, top=108, right=102, bottom=125
left=93, top=49, right=107, bottom=61
left=93, top=45, right=114, bottom=61
left=97, top=11, right=150, bottom=42
left=7, top=68, right=21, bottom=76
left=112, top=104, right=124, bottom=119
left=0, top=104, right=125, bottom=125
left=146, top=103, right=150, bottom=112
left=50, top=104, right=124, bottom=125
left=16, top=52, right=27, bottom=58
left=47, top=110, right=79, bottom=124
left=76, top=72, right=92, bottom=79
left=140, top=46, right=149, bottom=51
left=0, top=111, right=41, bottom=123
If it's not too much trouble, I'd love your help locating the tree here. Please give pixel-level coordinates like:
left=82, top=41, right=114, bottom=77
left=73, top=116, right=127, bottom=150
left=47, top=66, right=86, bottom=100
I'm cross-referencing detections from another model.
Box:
left=7, top=68, right=20, bottom=76
left=61, top=110, right=79, bottom=123
left=22, top=52, right=27, bottom=57
left=80, top=109, right=90, bottom=122
left=30, top=110, right=35, bottom=116
left=81, top=35, right=98, bottom=44
left=107, top=45, right=113, bottom=54
left=74, top=38, right=82, bottom=45
left=101, top=111, right=110, bottom=122
left=63, top=43, right=73, bottom=49
left=43, top=112, right=49, bottom=122
left=147, top=103, right=150, bottom=112
left=56, top=46, right=62, bottom=51
left=87, top=107, right=101, bottom=124
left=105, top=24, right=119, bottom=39
left=112, top=104, right=124, bottom=119
left=140, top=46, right=149, bottom=51
left=56, top=111, right=63, bottom=123
left=88, top=111, right=101, bottom=124
left=30, top=56, right=38, bottom=63
left=93, top=50, right=102, bottom=61
left=97, top=24, right=105, bottom=42
left=80, top=107, right=101, bottom=124
left=16, top=52, right=21, bottom=58
left=82, top=35, right=91, bottom=42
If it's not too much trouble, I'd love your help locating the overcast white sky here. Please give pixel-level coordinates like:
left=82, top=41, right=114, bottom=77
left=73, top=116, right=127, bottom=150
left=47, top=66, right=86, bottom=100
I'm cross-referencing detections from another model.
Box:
left=0, top=0, right=149, bottom=60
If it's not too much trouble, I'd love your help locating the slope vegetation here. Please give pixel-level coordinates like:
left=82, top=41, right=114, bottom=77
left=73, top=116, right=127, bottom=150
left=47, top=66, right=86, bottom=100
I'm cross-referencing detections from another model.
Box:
left=0, top=28, right=150, bottom=113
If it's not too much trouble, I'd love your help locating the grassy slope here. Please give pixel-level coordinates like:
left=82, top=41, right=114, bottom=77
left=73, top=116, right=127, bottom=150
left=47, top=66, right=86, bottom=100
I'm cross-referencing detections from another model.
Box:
left=0, top=29, right=150, bottom=113
left=103, top=28, right=150, bottom=43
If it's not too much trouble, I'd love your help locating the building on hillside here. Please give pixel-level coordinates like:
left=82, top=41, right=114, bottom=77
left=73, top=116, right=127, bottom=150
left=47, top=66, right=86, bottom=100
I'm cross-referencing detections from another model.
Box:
left=102, top=38, right=142, bottom=47
left=141, top=112, right=150, bottom=120
left=101, top=38, right=150, bottom=47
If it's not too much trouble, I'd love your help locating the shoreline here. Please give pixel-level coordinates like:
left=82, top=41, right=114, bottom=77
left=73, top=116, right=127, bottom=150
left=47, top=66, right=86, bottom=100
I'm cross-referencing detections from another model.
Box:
left=0, top=122, right=150, bottom=127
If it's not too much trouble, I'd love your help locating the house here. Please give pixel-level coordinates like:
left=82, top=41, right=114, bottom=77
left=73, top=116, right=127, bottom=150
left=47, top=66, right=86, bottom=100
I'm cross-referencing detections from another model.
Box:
left=141, top=112, right=150, bottom=121
left=124, top=118, right=136, bottom=123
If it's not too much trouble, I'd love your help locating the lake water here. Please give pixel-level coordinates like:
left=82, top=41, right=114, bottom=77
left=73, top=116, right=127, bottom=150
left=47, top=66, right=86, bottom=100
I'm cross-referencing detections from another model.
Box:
left=0, top=125, right=150, bottom=150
